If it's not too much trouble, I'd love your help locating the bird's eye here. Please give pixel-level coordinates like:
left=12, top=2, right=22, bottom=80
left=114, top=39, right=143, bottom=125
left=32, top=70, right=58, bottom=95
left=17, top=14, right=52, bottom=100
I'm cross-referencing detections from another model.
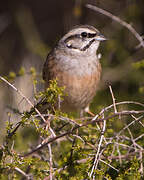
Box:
left=81, top=32, right=88, bottom=38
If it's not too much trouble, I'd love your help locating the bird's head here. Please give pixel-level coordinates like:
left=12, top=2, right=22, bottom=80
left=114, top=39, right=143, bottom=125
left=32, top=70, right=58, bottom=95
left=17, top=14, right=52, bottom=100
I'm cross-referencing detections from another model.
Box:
left=59, top=25, right=107, bottom=56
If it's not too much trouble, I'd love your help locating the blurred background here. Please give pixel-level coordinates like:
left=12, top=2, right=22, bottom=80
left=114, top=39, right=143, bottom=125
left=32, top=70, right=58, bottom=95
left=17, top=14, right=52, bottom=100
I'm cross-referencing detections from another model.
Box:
left=0, top=0, right=144, bottom=141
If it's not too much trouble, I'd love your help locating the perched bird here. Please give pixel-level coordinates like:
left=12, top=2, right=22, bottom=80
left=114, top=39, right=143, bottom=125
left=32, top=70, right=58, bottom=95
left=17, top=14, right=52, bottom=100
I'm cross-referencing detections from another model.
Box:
left=42, top=25, right=106, bottom=116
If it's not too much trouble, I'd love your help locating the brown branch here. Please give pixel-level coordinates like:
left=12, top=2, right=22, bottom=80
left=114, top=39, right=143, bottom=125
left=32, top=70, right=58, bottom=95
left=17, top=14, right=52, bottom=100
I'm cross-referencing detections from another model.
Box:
left=106, top=149, right=144, bottom=160
left=86, top=4, right=144, bottom=48
left=22, top=110, right=144, bottom=157
left=55, top=149, right=144, bottom=174
left=98, top=101, right=144, bottom=118
left=116, top=115, right=144, bottom=137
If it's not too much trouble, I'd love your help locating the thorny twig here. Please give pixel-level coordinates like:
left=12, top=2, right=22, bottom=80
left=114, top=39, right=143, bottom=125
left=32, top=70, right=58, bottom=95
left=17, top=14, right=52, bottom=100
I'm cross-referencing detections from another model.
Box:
left=15, top=167, right=32, bottom=180
left=99, top=159, right=119, bottom=172
left=48, top=144, right=53, bottom=180
left=116, top=143, right=122, bottom=165
left=104, top=149, right=144, bottom=160
left=23, top=109, right=144, bottom=157
left=116, top=115, right=144, bottom=137
left=1, top=76, right=144, bottom=176
left=109, top=85, right=117, bottom=113
left=89, top=115, right=106, bottom=178
left=0, top=76, right=56, bottom=137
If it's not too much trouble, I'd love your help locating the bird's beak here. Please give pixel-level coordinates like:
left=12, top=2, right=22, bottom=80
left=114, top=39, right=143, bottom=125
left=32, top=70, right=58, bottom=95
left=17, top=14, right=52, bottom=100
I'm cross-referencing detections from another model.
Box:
left=95, top=34, right=107, bottom=41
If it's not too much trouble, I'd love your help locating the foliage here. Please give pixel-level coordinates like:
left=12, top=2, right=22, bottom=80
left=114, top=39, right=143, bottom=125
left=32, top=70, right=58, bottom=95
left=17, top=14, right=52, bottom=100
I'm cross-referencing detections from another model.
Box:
left=0, top=68, right=144, bottom=179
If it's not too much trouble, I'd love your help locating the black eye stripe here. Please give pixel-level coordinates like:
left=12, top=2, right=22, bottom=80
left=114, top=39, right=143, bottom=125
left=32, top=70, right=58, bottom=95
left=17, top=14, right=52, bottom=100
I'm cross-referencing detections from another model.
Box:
left=81, top=39, right=95, bottom=51
left=88, top=33, right=96, bottom=38
left=64, top=32, right=97, bottom=44
left=81, top=32, right=97, bottom=38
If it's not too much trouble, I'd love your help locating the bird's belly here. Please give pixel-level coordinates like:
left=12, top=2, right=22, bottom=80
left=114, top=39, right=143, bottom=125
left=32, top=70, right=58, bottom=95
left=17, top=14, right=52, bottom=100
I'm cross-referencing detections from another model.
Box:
left=57, top=66, right=101, bottom=112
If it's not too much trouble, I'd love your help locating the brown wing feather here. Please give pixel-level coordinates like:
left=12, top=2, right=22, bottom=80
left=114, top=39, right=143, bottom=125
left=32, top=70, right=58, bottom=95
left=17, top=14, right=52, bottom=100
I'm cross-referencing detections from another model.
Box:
left=42, top=51, right=55, bottom=83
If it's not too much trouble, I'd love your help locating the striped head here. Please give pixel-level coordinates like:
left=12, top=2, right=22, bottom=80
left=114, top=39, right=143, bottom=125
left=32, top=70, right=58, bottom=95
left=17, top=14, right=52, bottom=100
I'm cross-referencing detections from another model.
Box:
left=59, top=25, right=106, bottom=56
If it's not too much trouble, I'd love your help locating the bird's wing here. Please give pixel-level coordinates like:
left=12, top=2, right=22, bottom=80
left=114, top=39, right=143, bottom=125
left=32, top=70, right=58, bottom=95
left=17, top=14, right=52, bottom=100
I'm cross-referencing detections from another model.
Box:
left=42, top=51, right=54, bottom=82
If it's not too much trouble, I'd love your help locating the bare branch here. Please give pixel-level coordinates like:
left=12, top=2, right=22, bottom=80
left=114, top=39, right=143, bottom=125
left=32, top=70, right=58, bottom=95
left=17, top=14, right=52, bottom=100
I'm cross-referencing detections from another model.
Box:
left=22, top=109, right=144, bottom=157
left=0, top=76, right=44, bottom=121
left=86, top=4, right=144, bottom=48
left=48, top=144, right=53, bottom=180
left=98, top=101, right=144, bottom=118
left=15, top=167, right=32, bottom=180
left=116, top=143, right=122, bottom=165
left=109, top=85, right=117, bottom=113
left=116, top=115, right=144, bottom=137
left=105, top=149, right=144, bottom=160
left=89, top=119, right=106, bottom=178
left=0, top=76, right=56, bottom=137
left=99, top=159, right=119, bottom=172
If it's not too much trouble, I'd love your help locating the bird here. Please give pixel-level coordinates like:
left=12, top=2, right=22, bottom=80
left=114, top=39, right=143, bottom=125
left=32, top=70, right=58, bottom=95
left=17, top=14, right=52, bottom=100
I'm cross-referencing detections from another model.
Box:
left=41, top=25, right=106, bottom=116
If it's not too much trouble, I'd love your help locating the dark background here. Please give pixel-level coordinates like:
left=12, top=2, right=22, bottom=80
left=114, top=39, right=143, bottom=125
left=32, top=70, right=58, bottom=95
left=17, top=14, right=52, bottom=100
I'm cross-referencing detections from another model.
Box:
left=0, top=0, right=144, bottom=140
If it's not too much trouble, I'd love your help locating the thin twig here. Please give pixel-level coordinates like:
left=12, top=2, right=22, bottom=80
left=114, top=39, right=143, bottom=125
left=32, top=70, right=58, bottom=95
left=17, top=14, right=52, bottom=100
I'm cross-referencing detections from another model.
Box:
left=127, top=126, right=137, bottom=151
left=15, top=167, right=32, bottom=179
left=114, top=142, right=133, bottom=150
left=99, top=159, right=119, bottom=172
left=8, top=122, right=21, bottom=138
left=0, top=76, right=44, bottom=121
left=122, top=135, right=143, bottom=150
left=104, top=149, right=144, bottom=160
left=116, top=115, right=143, bottom=137
left=48, top=144, right=53, bottom=180
left=72, top=134, right=85, bottom=144
left=116, top=143, right=122, bottom=165
left=109, top=85, right=117, bottom=113
left=22, top=110, right=144, bottom=157
left=138, top=121, right=144, bottom=128
left=86, top=4, right=144, bottom=48
left=0, top=76, right=56, bottom=137
left=139, top=151, right=143, bottom=175
left=89, top=119, right=106, bottom=178
left=134, top=134, right=144, bottom=142
left=131, top=114, right=144, bottom=128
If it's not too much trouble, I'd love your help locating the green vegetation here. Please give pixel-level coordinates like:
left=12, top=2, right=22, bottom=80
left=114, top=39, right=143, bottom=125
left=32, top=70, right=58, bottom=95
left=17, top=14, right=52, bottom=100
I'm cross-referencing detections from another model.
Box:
left=0, top=68, right=144, bottom=179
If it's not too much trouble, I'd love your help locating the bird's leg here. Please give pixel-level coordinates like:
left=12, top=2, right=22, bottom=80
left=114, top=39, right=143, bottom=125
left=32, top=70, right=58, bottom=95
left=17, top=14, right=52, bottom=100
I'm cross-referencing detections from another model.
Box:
left=86, top=110, right=95, bottom=117
left=84, top=106, right=95, bottom=116
left=80, top=107, right=95, bottom=118
left=80, top=109, right=84, bottom=118
left=84, top=106, right=103, bottom=129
